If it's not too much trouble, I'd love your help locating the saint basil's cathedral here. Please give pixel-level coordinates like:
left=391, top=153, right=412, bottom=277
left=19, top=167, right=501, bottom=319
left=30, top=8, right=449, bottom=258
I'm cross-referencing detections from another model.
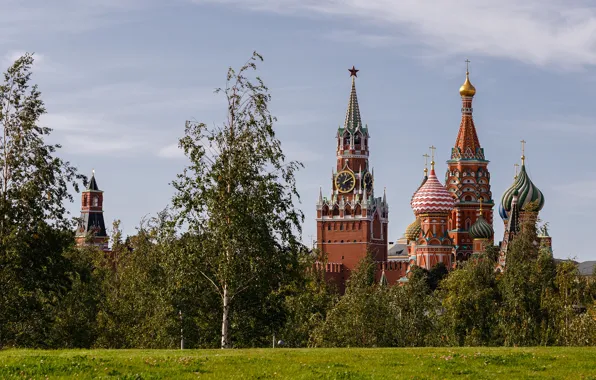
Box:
left=315, top=63, right=551, bottom=290
left=73, top=62, right=552, bottom=289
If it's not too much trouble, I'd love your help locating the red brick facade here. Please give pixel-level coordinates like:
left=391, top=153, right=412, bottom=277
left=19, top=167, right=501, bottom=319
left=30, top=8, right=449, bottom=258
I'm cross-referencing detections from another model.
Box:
left=445, top=71, right=494, bottom=260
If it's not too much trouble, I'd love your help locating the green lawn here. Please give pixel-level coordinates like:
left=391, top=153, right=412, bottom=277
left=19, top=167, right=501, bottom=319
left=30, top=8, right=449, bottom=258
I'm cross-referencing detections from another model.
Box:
left=1, top=347, right=595, bottom=379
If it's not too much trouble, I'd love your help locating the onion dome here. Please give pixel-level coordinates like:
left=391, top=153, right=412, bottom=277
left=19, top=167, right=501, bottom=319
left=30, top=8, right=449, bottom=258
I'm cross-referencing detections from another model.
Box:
left=411, top=169, right=455, bottom=214
left=499, top=164, right=544, bottom=220
left=405, top=218, right=421, bottom=241
left=459, top=71, right=476, bottom=97
left=469, top=214, right=493, bottom=240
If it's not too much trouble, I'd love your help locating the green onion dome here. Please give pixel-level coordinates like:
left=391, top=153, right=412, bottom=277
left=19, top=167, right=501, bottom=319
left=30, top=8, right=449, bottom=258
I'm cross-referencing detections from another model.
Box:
left=405, top=218, right=421, bottom=241
left=499, top=164, right=544, bottom=220
left=468, top=214, right=494, bottom=240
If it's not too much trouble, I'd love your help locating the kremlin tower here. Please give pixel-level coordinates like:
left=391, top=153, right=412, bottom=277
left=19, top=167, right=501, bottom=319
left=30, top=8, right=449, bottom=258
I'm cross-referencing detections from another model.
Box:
left=445, top=61, right=494, bottom=261
left=76, top=171, right=109, bottom=251
left=409, top=148, right=456, bottom=270
left=316, top=67, right=389, bottom=276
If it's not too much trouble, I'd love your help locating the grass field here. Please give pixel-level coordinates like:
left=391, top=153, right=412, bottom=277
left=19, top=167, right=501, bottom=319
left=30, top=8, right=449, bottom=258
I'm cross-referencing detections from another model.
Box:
left=1, top=347, right=595, bottom=379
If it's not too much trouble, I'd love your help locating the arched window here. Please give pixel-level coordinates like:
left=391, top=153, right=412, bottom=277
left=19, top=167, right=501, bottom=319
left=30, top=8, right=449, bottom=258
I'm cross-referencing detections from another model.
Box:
left=343, top=133, right=350, bottom=147
left=354, top=132, right=362, bottom=148
left=92, top=196, right=99, bottom=207
left=465, top=218, right=471, bottom=230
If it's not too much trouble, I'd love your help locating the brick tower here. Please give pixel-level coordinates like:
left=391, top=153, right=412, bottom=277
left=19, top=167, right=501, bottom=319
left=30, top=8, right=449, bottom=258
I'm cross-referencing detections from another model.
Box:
left=75, top=170, right=109, bottom=251
left=316, top=66, right=389, bottom=271
left=445, top=61, right=493, bottom=260
left=410, top=149, right=455, bottom=270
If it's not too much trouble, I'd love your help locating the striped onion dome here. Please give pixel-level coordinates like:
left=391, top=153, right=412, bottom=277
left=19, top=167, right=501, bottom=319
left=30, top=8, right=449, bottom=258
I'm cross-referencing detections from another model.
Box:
left=410, top=174, right=428, bottom=206
left=404, top=218, right=421, bottom=241
left=499, top=164, right=544, bottom=221
left=469, top=214, right=494, bottom=240
left=411, top=169, right=455, bottom=214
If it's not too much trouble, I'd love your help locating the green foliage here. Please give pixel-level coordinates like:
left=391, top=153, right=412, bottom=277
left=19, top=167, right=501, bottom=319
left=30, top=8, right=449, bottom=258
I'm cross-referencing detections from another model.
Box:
left=2, top=52, right=596, bottom=351
left=0, top=53, right=84, bottom=348
left=172, top=52, right=304, bottom=348
left=312, top=256, right=440, bottom=347
left=440, top=256, right=500, bottom=346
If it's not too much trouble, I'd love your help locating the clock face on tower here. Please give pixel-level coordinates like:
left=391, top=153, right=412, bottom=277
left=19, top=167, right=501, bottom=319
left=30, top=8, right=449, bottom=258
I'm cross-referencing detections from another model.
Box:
left=335, top=170, right=356, bottom=193
left=363, top=172, right=373, bottom=191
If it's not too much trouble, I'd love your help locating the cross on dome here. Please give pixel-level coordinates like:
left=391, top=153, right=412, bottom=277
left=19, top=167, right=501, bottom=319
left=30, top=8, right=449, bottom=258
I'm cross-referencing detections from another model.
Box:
left=423, top=153, right=429, bottom=175
left=429, top=145, right=436, bottom=170
left=520, top=139, right=526, bottom=165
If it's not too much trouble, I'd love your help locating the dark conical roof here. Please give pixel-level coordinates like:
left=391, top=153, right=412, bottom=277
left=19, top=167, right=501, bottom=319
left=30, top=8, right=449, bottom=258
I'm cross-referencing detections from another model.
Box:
left=86, top=171, right=101, bottom=191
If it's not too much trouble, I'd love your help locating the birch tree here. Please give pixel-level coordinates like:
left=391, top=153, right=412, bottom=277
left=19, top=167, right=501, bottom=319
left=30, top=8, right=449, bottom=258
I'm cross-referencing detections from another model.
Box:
left=172, top=52, right=303, bottom=348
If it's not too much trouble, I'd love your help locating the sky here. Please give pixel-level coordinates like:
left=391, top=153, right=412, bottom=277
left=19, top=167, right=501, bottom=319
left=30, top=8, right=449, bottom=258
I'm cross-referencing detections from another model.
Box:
left=4, top=0, right=596, bottom=261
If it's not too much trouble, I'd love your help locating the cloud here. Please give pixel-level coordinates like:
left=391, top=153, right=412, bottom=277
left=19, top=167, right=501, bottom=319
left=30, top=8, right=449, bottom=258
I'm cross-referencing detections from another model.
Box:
left=158, top=143, right=186, bottom=159
left=63, top=134, right=149, bottom=155
left=281, top=141, right=323, bottom=163
left=324, top=29, right=395, bottom=48
left=191, top=0, right=596, bottom=69
left=0, top=0, right=155, bottom=41
left=510, top=116, right=596, bottom=137
left=42, top=112, right=154, bottom=155
left=555, top=179, right=596, bottom=201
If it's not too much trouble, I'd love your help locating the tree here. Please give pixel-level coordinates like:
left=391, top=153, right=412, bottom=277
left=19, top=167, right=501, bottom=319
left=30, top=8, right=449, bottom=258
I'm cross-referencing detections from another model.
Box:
left=311, top=255, right=392, bottom=347
left=498, top=212, right=556, bottom=346
left=172, top=52, right=304, bottom=348
left=440, top=255, right=500, bottom=346
left=279, top=250, right=339, bottom=347
left=0, top=53, right=84, bottom=347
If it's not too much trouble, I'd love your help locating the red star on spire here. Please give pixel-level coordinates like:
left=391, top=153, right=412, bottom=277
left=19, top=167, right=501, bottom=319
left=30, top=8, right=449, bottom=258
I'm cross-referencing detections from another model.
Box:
left=348, top=66, right=359, bottom=77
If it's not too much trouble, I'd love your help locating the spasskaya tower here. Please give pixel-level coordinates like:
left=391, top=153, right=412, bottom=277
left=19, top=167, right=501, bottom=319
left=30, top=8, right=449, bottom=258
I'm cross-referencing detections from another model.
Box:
left=316, top=67, right=389, bottom=269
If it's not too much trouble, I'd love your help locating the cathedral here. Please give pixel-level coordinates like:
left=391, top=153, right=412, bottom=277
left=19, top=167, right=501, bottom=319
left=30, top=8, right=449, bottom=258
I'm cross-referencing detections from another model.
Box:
left=73, top=62, right=552, bottom=290
left=315, top=62, right=550, bottom=290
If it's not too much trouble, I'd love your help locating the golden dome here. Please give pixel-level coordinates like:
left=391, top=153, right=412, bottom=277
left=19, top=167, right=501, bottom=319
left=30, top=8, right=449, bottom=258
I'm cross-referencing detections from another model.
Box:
left=459, top=71, right=476, bottom=97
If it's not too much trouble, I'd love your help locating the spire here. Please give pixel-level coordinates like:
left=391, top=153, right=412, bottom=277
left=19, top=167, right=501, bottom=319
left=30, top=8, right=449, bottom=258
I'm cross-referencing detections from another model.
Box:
left=318, top=186, right=323, bottom=203
left=452, top=59, right=482, bottom=160
left=86, top=170, right=100, bottom=192
left=383, top=186, right=387, bottom=204
left=343, top=66, right=362, bottom=132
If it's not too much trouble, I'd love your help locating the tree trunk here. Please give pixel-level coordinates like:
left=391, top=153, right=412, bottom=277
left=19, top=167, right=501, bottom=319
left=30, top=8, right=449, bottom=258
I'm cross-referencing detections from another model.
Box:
left=221, top=283, right=231, bottom=349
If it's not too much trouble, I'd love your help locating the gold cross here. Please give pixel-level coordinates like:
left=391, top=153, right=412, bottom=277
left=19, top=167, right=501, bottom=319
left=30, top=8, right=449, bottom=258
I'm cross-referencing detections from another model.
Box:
left=479, top=197, right=483, bottom=211
left=465, top=59, right=470, bottom=73
left=423, top=153, right=430, bottom=174
left=429, top=146, right=436, bottom=170
left=520, top=139, right=526, bottom=165
left=514, top=163, right=519, bottom=179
